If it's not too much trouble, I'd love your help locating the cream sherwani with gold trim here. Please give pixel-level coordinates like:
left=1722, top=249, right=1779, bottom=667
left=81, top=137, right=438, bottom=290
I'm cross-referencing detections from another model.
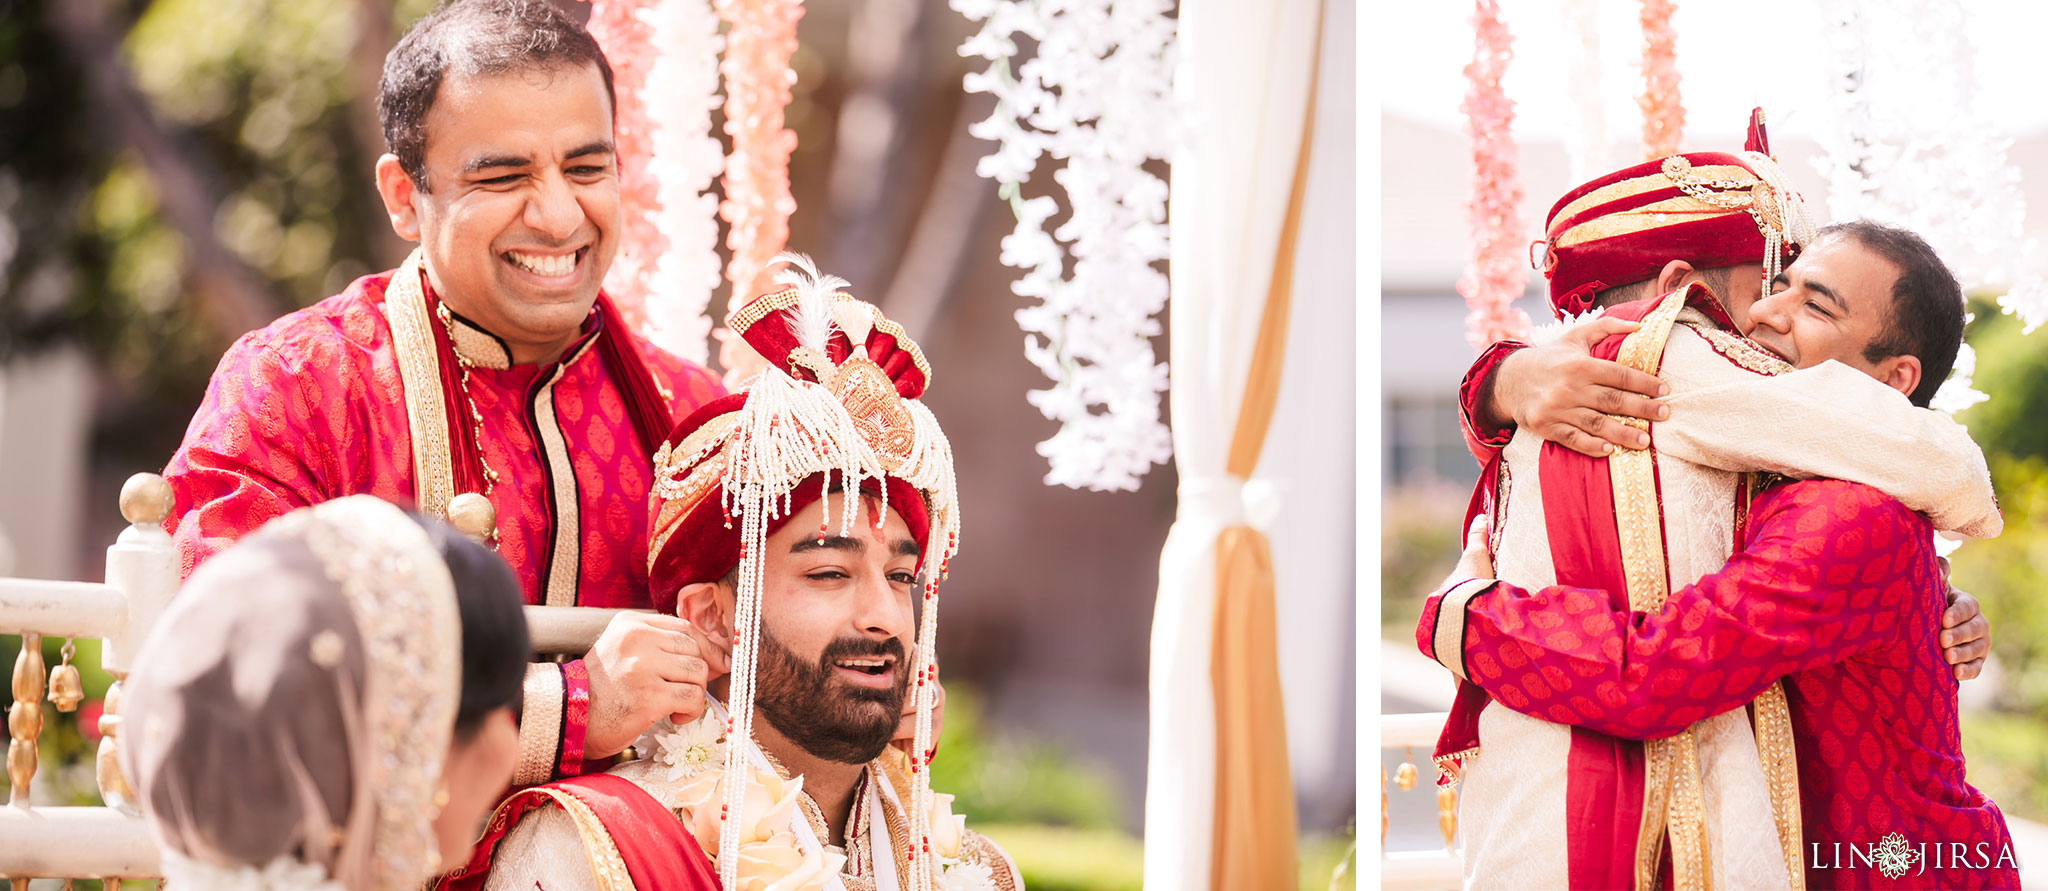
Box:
left=484, top=719, right=1022, bottom=891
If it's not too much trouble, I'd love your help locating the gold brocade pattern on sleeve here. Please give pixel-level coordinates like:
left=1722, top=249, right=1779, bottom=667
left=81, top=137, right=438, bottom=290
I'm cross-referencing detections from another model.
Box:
left=514, top=663, right=566, bottom=787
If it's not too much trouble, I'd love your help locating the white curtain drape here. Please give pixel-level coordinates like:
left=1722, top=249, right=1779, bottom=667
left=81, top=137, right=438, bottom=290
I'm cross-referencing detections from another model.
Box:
left=1143, top=1, right=1323, bottom=887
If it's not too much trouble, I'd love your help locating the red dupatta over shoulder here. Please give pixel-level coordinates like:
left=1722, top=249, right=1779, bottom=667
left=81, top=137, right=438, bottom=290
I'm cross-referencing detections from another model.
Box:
left=1535, top=294, right=1671, bottom=890
left=1433, top=287, right=1713, bottom=889
left=439, top=773, right=718, bottom=891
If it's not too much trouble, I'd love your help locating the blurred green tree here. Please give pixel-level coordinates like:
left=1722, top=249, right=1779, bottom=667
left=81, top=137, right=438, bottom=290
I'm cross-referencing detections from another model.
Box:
left=1934, top=300, right=2048, bottom=820
left=1, top=0, right=434, bottom=472
left=1957, top=302, right=2048, bottom=463
left=1379, top=483, right=1465, bottom=640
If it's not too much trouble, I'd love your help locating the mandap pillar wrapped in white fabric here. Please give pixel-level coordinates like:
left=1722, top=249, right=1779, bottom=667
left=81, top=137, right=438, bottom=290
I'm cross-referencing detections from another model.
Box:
left=1143, top=0, right=1322, bottom=888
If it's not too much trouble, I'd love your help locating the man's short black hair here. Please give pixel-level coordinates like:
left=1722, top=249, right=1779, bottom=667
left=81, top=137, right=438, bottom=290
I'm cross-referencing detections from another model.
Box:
left=1592, top=264, right=1739, bottom=311
left=412, top=517, right=530, bottom=743
left=1819, top=221, right=1965, bottom=407
left=377, top=0, right=616, bottom=192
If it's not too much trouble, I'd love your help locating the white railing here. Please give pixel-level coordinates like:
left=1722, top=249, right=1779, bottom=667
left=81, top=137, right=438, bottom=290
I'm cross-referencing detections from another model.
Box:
left=0, top=477, right=633, bottom=885
left=525, top=605, right=641, bottom=655
left=1, top=473, right=178, bottom=886
left=1381, top=711, right=1462, bottom=891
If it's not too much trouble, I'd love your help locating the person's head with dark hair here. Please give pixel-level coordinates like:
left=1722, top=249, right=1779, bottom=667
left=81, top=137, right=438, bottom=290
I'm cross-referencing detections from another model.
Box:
left=1746, top=220, right=1966, bottom=407
left=413, top=516, right=529, bottom=876
left=377, top=0, right=615, bottom=191
left=416, top=518, right=529, bottom=740
left=121, top=497, right=534, bottom=886
left=1592, top=261, right=1749, bottom=319
left=373, top=0, right=622, bottom=367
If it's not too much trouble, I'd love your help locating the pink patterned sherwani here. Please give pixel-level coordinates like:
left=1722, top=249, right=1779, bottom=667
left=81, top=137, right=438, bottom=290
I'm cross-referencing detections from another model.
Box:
left=163, top=269, right=724, bottom=783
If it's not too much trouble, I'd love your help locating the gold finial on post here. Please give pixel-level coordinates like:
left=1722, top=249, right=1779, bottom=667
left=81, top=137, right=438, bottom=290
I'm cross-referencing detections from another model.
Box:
left=10, top=632, right=46, bottom=804
left=119, top=473, right=174, bottom=527
left=446, top=492, right=497, bottom=545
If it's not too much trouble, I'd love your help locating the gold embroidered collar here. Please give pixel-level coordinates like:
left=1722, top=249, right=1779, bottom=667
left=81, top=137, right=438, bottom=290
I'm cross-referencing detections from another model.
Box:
left=443, top=310, right=513, bottom=370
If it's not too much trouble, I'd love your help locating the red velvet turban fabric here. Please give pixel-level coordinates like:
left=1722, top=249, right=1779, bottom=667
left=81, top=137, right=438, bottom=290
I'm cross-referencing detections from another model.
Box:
left=645, top=288, right=937, bottom=615
left=1539, top=109, right=1802, bottom=319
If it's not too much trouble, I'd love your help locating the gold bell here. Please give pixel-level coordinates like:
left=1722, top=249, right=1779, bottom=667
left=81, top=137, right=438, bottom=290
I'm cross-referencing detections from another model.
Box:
left=1395, top=753, right=1418, bottom=791
left=47, top=663, right=83, bottom=713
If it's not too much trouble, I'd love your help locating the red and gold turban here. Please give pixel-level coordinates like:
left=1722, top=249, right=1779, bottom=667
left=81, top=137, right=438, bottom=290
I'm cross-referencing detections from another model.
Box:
left=1538, top=109, right=1815, bottom=319
left=645, top=291, right=944, bottom=612
left=644, top=254, right=959, bottom=887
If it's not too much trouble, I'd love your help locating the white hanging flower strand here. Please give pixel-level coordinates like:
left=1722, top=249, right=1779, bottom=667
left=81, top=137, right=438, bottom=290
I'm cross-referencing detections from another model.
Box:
left=1561, top=0, right=1612, bottom=184
left=639, top=0, right=726, bottom=365
left=1813, top=2, right=2046, bottom=412
left=952, top=0, right=1179, bottom=492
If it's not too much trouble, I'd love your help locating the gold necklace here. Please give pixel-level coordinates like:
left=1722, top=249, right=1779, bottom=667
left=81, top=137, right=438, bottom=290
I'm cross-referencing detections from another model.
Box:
left=433, top=301, right=501, bottom=546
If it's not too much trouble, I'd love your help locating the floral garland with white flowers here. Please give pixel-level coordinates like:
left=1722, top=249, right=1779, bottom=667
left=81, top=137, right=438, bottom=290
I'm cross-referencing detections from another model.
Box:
left=639, top=0, right=726, bottom=365
left=1815, top=2, right=2048, bottom=415
left=643, top=713, right=991, bottom=891
left=952, top=0, right=1179, bottom=493
left=583, top=0, right=725, bottom=365
left=1560, top=0, right=1613, bottom=185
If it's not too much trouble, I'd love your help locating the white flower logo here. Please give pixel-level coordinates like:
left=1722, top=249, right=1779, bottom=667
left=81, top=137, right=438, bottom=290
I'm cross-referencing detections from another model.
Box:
left=1874, top=832, right=1923, bottom=880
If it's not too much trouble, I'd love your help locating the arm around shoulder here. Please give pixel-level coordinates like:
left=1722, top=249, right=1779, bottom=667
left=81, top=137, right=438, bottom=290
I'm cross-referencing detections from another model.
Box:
left=1437, top=480, right=1913, bottom=740
left=1656, top=349, right=1999, bottom=537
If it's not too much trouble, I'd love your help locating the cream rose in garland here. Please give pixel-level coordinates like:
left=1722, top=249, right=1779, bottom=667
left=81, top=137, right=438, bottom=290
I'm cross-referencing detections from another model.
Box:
left=644, top=714, right=843, bottom=891
left=925, top=791, right=995, bottom=890
left=643, top=711, right=1001, bottom=891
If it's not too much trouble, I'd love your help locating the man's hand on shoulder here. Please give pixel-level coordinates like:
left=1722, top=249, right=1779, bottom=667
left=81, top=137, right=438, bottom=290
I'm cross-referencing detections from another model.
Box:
left=1939, top=557, right=1992, bottom=681
left=1489, top=315, right=1669, bottom=457
left=583, top=612, right=725, bottom=759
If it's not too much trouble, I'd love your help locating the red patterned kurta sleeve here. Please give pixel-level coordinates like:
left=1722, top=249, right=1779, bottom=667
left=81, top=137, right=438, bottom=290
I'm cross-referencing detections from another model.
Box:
left=1422, top=479, right=1925, bottom=740
left=1458, top=340, right=1525, bottom=464
left=162, top=335, right=356, bottom=578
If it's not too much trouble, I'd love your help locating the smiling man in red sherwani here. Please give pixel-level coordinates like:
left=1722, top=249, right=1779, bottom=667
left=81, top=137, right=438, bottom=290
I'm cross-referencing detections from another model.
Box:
left=1422, top=221, right=2019, bottom=890
left=161, top=0, right=725, bottom=788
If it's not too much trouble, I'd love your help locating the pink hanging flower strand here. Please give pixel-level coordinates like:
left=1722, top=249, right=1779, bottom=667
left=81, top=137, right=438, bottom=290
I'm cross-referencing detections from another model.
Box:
left=1639, top=0, right=1684, bottom=160
left=1458, top=0, right=1532, bottom=350
left=711, top=0, right=803, bottom=388
left=583, top=0, right=665, bottom=334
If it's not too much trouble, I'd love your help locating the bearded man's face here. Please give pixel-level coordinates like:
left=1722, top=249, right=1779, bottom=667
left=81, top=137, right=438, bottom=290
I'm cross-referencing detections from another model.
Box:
left=754, top=625, right=909, bottom=764
left=748, top=494, right=921, bottom=764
